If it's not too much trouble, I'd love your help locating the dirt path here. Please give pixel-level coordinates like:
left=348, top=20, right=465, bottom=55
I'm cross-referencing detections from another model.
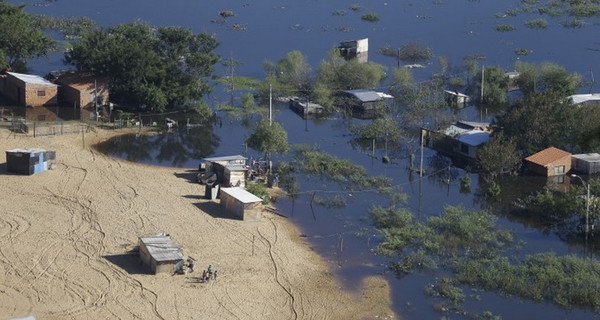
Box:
left=0, top=128, right=397, bottom=320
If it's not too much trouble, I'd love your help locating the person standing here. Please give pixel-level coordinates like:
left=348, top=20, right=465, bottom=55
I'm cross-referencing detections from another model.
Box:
left=207, top=265, right=213, bottom=278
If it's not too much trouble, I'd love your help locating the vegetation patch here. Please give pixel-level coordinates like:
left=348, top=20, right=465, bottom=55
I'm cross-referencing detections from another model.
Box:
left=361, top=13, right=380, bottom=22
left=495, top=24, right=516, bottom=32
left=525, top=18, right=549, bottom=29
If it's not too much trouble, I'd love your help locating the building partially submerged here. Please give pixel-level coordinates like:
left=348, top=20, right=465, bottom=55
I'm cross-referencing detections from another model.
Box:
left=138, top=234, right=184, bottom=274
left=220, top=187, right=263, bottom=221
left=423, top=121, right=492, bottom=161
left=525, top=147, right=571, bottom=177
left=444, top=90, right=469, bottom=107
left=0, top=72, right=58, bottom=107
left=571, top=153, right=600, bottom=175
left=289, top=97, right=324, bottom=116
left=6, top=148, right=56, bottom=175
left=339, top=89, right=393, bottom=114
left=567, top=93, right=600, bottom=107
left=56, top=72, right=109, bottom=120
left=338, top=38, right=368, bottom=63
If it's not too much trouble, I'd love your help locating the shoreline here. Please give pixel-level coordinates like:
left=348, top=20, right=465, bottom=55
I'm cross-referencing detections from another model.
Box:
left=0, top=128, right=397, bottom=320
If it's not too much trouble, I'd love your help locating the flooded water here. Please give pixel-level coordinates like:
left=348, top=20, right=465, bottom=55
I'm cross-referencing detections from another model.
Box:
left=13, top=0, right=600, bottom=318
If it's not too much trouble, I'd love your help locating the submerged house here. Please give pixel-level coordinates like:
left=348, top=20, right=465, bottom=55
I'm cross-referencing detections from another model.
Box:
left=567, top=93, right=600, bottom=108
left=338, top=38, right=368, bottom=63
left=525, top=147, right=571, bottom=177
left=138, top=234, right=183, bottom=274
left=289, top=97, right=324, bottom=116
left=56, top=72, right=109, bottom=120
left=0, top=72, right=58, bottom=107
left=339, top=89, right=393, bottom=113
left=444, top=90, right=469, bottom=107
left=423, top=121, right=492, bottom=161
left=571, top=153, right=600, bottom=175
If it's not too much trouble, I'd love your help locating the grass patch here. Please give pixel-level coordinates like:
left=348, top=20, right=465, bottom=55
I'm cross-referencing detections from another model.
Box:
left=525, top=18, right=549, bottom=29
left=361, top=13, right=380, bottom=22
left=495, top=24, right=516, bottom=32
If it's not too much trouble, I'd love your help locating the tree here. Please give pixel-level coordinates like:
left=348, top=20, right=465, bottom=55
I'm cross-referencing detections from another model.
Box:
left=0, top=1, right=53, bottom=71
left=264, top=50, right=312, bottom=96
left=246, top=119, right=289, bottom=167
left=65, top=22, right=219, bottom=111
left=495, top=91, right=579, bottom=154
left=477, top=134, right=522, bottom=177
left=514, top=61, right=581, bottom=98
left=398, top=42, right=432, bottom=65
left=316, top=49, right=386, bottom=91
left=472, top=65, right=509, bottom=107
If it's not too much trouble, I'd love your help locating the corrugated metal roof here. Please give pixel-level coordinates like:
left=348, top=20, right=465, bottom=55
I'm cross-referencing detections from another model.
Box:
left=7, top=72, right=57, bottom=87
left=342, top=89, right=382, bottom=102
left=225, top=164, right=249, bottom=171
left=6, top=148, right=47, bottom=154
left=221, top=187, right=263, bottom=203
left=525, top=147, right=571, bottom=166
left=568, top=94, right=600, bottom=105
left=139, top=235, right=183, bottom=262
left=203, top=155, right=247, bottom=162
left=572, top=153, right=600, bottom=162
left=456, top=130, right=490, bottom=147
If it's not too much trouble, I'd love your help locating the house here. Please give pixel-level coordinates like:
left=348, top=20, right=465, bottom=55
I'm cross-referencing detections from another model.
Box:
left=444, top=90, right=469, bottom=107
left=198, top=155, right=248, bottom=188
left=423, top=121, right=492, bottom=160
left=289, top=97, right=324, bottom=115
left=525, top=147, right=571, bottom=177
left=567, top=93, right=600, bottom=107
left=138, top=234, right=183, bottom=274
left=219, top=187, right=263, bottom=221
left=0, top=72, right=58, bottom=107
left=56, top=72, right=109, bottom=120
left=338, top=38, right=368, bottom=63
left=340, top=89, right=393, bottom=113
left=571, top=153, right=600, bottom=175
left=6, top=148, right=56, bottom=175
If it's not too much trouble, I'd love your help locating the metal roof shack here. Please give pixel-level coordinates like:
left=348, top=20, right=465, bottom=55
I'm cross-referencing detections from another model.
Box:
left=1, top=72, right=58, bottom=107
left=220, top=187, right=263, bottom=221
left=568, top=93, right=600, bottom=107
left=6, top=148, right=56, bottom=175
left=572, top=153, right=600, bottom=175
left=138, top=234, right=183, bottom=274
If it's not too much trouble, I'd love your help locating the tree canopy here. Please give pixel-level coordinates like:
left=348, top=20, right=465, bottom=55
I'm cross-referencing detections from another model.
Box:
left=246, top=119, right=290, bottom=160
left=65, top=22, right=219, bottom=111
left=514, top=61, right=581, bottom=97
left=316, top=49, right=386, bottom=92
left=0, top=1, right=53, bottom=71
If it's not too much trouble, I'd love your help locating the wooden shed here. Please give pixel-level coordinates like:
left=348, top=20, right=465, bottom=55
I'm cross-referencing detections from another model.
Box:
left=6, top=148, right=56, bottom=175
left=525, top=147, right=571, bottom=177
left=220, top=187, right=263, bottom=221
left=0, top=72, right=58, bottom=107
left=572, top=153, right=600, bottom=175
left=200, top=155, right=248, bottom=188
left=138, top=234, right=183, bottom=274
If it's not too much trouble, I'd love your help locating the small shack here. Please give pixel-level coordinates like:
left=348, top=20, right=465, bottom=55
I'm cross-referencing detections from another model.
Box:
left=525, top=147, right=571, bottom=177
left=338, top=38, right=368, bottom=63
left=340, top=89, right=392, bottom=113
left=444, top=90, right=469, bottom=107
left=220, top=187, right=263, bottom=221
left=568, top=93, right=600, bottom=108
left=422, top=121, right=492, bottom=160
left=138, top=234, right=183, bottom=274
left=289, top=97, right=324, bottom=115
left=199, top=155, right=248, bottom=188
left=572, top=153, right=600, bottom=175
left=6, top=148, right=56, bottom=175
left=0, top=72, right=58, bottom=107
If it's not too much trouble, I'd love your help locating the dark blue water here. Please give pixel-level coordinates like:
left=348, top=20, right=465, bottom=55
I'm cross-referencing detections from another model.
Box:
left=14, top=0, right=600, bottom=318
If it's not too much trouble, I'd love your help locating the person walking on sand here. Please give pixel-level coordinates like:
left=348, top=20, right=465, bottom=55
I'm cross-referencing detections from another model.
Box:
left=201, top=270, right=207, bottom=282
left=213, top=270, right=218, bottom=280
left=207, top=265, right=214, bottom=278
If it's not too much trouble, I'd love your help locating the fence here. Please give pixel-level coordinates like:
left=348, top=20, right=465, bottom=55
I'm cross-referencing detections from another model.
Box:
left=1, top=119, right=95, bottom=137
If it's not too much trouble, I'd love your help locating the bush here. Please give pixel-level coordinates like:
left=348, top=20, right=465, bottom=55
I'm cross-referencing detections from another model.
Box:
left=495, top=24, right=516, bottom=32
left=525, top=18, right=548, bottom=29
left=361, top=13, right=380, bottom=22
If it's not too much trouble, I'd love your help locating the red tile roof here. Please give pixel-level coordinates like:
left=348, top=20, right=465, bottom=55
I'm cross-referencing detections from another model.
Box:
left=525, top=147, right=571, bottom=166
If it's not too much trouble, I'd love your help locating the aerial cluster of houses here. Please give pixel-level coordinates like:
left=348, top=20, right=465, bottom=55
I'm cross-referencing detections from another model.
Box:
left=0, top=70, right=108, bottom=121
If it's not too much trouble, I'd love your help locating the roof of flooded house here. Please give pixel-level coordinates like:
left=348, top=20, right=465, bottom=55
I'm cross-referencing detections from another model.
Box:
left=139, top=234, right=183, bottom=262
left=57, top=72, right=103, bottom=90
left=568, top=93, right=600, bottom=105
left=443, top=121, right=491, bottom=137
left=7, top=72, right=57, bottom=86
left=456, top=130, right=491, bottom=147
left=6, top=148, right=47, bottom=154
left=572, top=153, right=600, bottom=162
left=444, top=90, right=469, bottom=98
left=220, top=187, right=263, bottom=204
left=342, top=89, right=383, bottom=102
left=525, top=147, right=571, bottom=166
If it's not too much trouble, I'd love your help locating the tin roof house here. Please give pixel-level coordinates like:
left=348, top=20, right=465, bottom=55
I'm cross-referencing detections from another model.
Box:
left=0, top=72, right=58, bottom=107
left=138, top=234, right=183, bottom=274
left=338, top=38, right=368, bottom=63
left=220, top=187, right=263, bottom=221
left=56, top=72, right=109, bottom=120
left=571, top=153, right=600, bottom=175
left=340, top=89, right=393, bottom=114
left=567, top=94, right=600, bottom=107
left=423, top=121, right=492, bottom=161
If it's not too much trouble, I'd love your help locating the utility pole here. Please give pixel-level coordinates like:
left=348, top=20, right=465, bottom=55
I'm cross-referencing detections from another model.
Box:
left=480, top=66, right=484, bottom=104
left=269, top=83, right=272, bottom=126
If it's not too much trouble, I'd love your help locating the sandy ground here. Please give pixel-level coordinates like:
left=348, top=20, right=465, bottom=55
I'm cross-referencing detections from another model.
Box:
left=0, top=128, right=396, bottom=320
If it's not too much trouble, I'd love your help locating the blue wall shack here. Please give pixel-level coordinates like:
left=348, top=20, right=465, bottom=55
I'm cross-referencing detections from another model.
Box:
left=6, top=148, right=56, bottom=175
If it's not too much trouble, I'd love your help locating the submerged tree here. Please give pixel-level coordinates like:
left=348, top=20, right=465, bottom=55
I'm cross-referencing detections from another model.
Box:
left=246, top=119, right=289, bottom=169
left=316, top=49, right=386, bottom=91
left=66, top=22, right=219, bottom=111
left=263, top=50, right=312, bottom=97
left=0, top=1, right=53, bottom=71
left=514, top=61, right=581, bottom=98
left=477, top=134, right=522, bottom=177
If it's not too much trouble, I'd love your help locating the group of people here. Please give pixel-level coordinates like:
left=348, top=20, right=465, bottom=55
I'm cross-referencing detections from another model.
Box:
left=201, top=264, right=217, bottom=282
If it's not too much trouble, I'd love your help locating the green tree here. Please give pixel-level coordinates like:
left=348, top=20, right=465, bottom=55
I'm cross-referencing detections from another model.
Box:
left=514, top=61, right=581, bottom=97
left=0, top=1, right=53, bottom=70
left=246, top=119, right=290, bottom=167
left=316, top=49, right=386, bottom=91
left=264, top=50, right=312, bottom=96
left=496, top=91, right=579, bottom=154
left=477, top=134, right=522, bottom=177
left=398, top=42, right=433, bottom=65
left=65, top=22, right=219, bottom=111
left=472, top=65, right=509, bottom=107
